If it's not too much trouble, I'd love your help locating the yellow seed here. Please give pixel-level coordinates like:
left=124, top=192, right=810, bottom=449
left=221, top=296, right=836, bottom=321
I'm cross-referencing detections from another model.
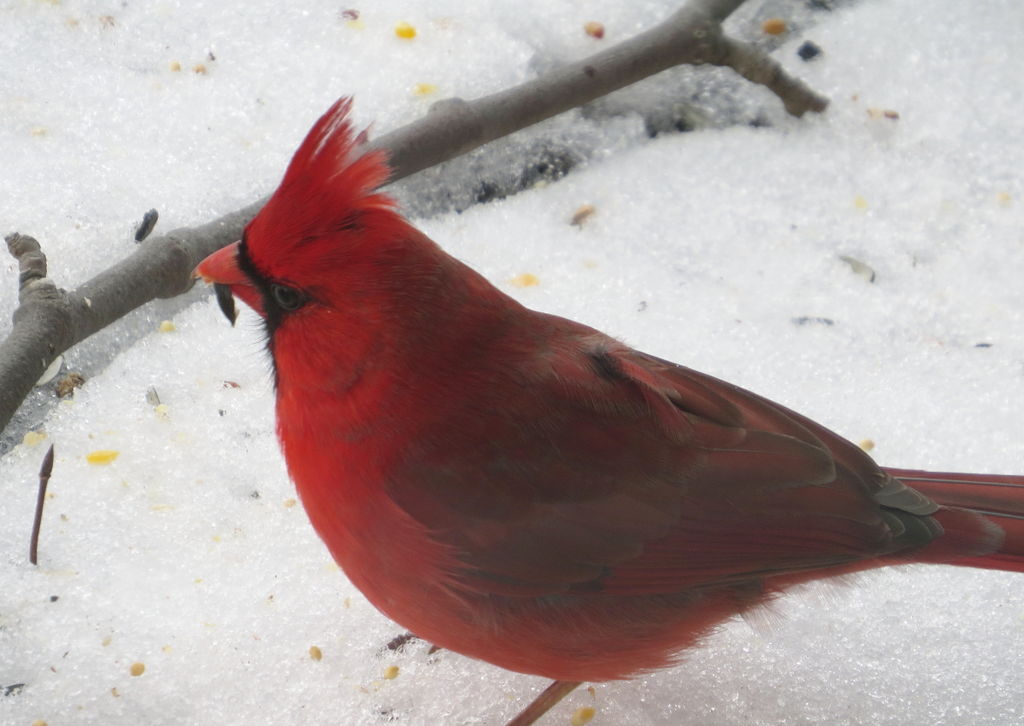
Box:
left=162, top=644, right=173, bottom=653
left=571, top=706, right=596, bottom=726
left=413, top=83, right=438, bottom=96
left=382, top=665, right=400, bottom=679
left=102, top=635, right=112, bottom=646
left=111, top=686, right=120, bottom=697
left=583, top=21, right=605, bottom=39
left=511, top=273, right=539, bottom=288
left=283, top=498, right=297, bottom=508
left=853, top=195, right=868, bottom=210
left=309, top=645, right=323, bottom=661
left=129, top=662, right=145, bottom=676
left=31, top=127, right=48, bottom=137
left=159, top=320, right=175, bottom=332
left=996, top=192, right=1012, bottom=205
left=23, top=430, right=47, bottom=447
left=86, top=450, right=119, bottom=464
left=859, top=439, right=875, bottom=452
left=192, top=63, right=208, bottom=75
left=34, top=720, right=49, bottom=726
left=394, top=22, right=416, bottom=39
left=761, top=18, right=787, bottom=35
left=169, top=60, right=181, bottom=71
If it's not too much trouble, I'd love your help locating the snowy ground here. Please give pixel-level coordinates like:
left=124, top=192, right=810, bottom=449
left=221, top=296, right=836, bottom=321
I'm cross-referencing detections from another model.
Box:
left=2, top=1, right=1023, bottom=725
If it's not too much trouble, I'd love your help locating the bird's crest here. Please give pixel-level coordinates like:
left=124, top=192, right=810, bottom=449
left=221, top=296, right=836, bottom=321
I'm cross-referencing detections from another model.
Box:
left=244, top=97, right=395, bottom=274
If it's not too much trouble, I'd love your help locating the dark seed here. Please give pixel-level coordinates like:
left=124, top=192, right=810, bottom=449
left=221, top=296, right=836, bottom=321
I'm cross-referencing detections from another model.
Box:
left=797, top=41, right=822, bottom=61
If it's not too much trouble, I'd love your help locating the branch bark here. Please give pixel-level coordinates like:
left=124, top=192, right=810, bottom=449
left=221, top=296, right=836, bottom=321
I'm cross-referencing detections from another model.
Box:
left=0, top=0, right=828, bottom=438
left=366, top=1, right=826, bottom=180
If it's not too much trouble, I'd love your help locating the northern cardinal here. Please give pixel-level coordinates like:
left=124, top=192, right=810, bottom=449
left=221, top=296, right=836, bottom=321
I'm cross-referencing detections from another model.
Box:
left=197, top=98, right=1024, bottom=725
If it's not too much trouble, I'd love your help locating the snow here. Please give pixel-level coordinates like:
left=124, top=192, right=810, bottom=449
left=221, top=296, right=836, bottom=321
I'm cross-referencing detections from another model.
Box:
left=2, top=0, right=1023, bottom=724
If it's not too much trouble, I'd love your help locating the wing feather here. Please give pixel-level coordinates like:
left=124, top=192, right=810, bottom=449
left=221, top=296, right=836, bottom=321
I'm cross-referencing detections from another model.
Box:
left=385, top=324, right=913, bottom=598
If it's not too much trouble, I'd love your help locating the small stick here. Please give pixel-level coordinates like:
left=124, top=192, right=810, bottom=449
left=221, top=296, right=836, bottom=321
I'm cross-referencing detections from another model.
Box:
left=29, top=444, right=55, bottom=565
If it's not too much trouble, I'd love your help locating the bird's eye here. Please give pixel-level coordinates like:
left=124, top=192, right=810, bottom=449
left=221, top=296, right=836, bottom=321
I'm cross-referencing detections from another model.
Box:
left=270, top=283, right=306, bottom=312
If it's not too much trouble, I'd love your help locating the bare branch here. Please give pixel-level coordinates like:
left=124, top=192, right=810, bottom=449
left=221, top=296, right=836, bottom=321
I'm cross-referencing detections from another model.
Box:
left=0, top=0, right=827, bottom=438
left=367, top=1, right=825, bottom=179
left=1, top=205, right=261, bottom=439
left=717, top=37, right=829, bottom=116
left=2, top=235, right=75, bottom=431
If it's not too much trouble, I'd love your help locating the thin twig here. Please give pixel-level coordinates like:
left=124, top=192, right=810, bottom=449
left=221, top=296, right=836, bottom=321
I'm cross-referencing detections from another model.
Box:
left=29, top=443, right=55, bottom=565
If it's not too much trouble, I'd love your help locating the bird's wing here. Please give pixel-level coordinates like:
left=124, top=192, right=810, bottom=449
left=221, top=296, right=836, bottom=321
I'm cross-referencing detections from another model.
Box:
left=385, top=326, right=924, bottom=598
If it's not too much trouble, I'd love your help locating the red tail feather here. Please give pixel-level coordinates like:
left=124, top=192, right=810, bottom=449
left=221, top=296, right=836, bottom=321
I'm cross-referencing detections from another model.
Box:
left=885, top=467, right=1024, bottom=573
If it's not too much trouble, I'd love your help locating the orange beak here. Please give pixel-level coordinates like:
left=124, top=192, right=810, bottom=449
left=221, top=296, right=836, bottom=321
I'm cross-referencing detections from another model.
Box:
left=195, top=241, right=265, bottom=324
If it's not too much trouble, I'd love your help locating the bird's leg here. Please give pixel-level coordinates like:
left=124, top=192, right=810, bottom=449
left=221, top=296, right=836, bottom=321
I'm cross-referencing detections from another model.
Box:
left=506, top=680, right=582, bottom=726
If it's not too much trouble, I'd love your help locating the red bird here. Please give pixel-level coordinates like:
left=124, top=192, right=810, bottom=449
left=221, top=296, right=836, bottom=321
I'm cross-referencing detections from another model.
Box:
left=197, top=98, right=1024, bottom=725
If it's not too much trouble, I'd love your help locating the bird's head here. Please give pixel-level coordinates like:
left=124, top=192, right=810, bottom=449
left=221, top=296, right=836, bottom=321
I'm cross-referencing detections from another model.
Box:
left=195, top=97, right=402, bottom=339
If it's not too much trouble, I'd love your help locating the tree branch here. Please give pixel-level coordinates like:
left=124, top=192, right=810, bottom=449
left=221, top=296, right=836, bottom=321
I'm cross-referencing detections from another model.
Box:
left=1, top=235, right=75, bottom=427
left=366, top=0, right=825, bottom=180
left=1, top=0, right=827, bottom=438
left=716, top=37, right=828, bottom=116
